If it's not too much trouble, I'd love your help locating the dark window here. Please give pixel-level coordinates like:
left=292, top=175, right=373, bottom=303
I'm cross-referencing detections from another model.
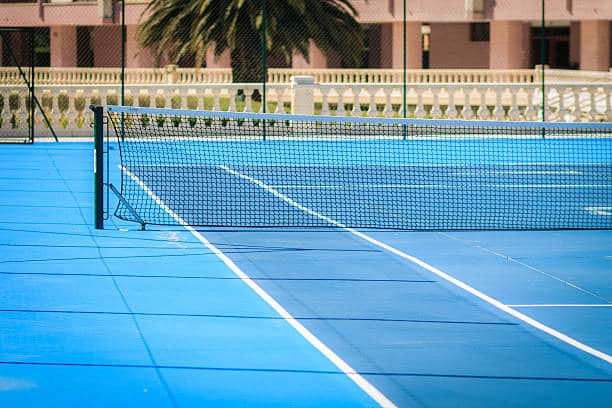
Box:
left=361, top=24, right=383, bottom=68
left=1, top=31, right=31, bottom=66
left=470, top=23, right=489, bottom=42
left=1, top=35, right=9, bottom=66
left=77, top=26, right=94, bottom=67
left=531, top=26, right=571, bottom=68
left=33, top=27, right=50, bottom=67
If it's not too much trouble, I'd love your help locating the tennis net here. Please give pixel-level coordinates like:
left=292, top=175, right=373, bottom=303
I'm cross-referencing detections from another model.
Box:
left=105, top=105, right=612, bottom=230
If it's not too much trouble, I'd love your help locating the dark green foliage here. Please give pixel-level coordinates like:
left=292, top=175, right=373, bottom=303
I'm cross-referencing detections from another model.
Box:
left=138, top=0, right=364, bottom=83
left=141, top=114, right=150, bottom=127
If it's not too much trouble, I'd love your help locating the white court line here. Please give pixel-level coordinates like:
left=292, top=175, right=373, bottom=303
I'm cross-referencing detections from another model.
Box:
left=438, top=235, right=611, bottom=304
left=269, top=184, right=611, bottom=189
left=134, top=163, right=610, bottom=168
left=119, top=165, right=397, bottom=408
left=220, top=165, right=612, bottom=365
left=509, top=304, right=612, bottom=308
left=584, top=207, right=612, bottom=216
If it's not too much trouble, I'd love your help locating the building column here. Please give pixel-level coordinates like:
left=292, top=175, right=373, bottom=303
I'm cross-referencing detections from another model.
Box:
left=50, top=26, right=77, bottom=67
left=205, top=44, right=231, bottom=68
left=489, top=21, right=530, bottom=69
left=292, top=41, right=328, bottom=69
left=579, top=20, right=610, bottom=71
left=125, top=25, right=155, bottom=68
left=390, top=21, right=421, bottom=69
left=569, top=22, right=580, bottom=68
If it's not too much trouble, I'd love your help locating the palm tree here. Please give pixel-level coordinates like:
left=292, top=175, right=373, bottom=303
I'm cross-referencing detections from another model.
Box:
left=138, top=0, right=364, bottom=83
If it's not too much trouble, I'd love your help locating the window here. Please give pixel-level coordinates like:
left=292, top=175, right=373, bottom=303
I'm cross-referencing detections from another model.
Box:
left=33, top=28, right=50, bottom=67
left=470, top=22, right=489, bottom=42
left=77, top=26, right=94, bottom=67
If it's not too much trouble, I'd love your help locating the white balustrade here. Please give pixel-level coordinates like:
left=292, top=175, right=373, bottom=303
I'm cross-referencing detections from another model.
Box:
left=1, top=81, right=610, bottom=137
left=268, top=68, right=538, bottom=84
left=6, top=67, right=611, bottom=87
left=0, top=67, right=234, bottom=86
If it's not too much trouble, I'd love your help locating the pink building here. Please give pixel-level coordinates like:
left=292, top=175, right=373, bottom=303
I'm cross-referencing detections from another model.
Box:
left=0, top=0, right=610, bottom=71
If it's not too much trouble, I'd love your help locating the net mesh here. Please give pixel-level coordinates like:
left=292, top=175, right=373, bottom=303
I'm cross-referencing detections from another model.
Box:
left=107, top=106, right=612, bottom=230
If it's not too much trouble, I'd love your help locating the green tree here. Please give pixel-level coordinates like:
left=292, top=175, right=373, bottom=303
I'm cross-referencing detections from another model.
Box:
left=138, top=0, right=364, bottom=82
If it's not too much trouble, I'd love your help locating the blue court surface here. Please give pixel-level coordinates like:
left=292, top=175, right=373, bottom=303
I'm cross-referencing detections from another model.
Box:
left=0, top=142, right=611, bottom=407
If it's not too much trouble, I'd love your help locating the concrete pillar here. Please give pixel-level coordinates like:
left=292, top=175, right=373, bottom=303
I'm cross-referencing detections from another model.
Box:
left=580, top=20, right=610, bottom=71
left=205, top=44, right=231, bottom=68
left=489, top=21, right=530, bottom=69
left=291, top=75, right=315, bottom=115
left=292, top=41, right=328, bottom=69
left=50, top=26, right=77, bottom=67
left=91, top=26, right=121, bottom=67
left=125, top=25, right=155, bottom=68
left=569, top=22, right=580, bottom=68
left=391, top=21, right=421, bottom=69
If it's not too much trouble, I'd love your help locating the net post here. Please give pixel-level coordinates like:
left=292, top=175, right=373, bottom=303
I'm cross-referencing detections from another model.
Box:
left=91, top=105, right=104, bottom=229
left=121, top=0, right=126, bottom=108
left=28, top=28, right=34, bottom=143
left=540, top=0, right=546, bottom=139
left=261, top=0, right=267, bottom=141
left=402, top=0, right=407, bottom=140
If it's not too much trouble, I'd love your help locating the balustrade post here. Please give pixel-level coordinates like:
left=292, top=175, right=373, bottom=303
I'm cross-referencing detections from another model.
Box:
left=430, top=89, right=442, bottom=119
left=477, top=88, right=488, bottom=119
left=604, top=88, right=612, bottom=121
left=336, top=90, right=346, bottom=116
left=320, top=87, right=330, bottom=116
left=382, top=89, right=393, bottom=117
left=243, top=88, right=253, bottom=113
left=570, top=88, right=581, bottom=121
left=274, top=89, right=283, bottom=114
left=290, top=76, right=315, bottom=115
left=229, top=89, right=238, bottom=112
left=195, top=89, right=204, bottom=111
left=524, top=88, right=536, bottom=120
left=367, top=90, right=377, bottom=117
left=48, top=91, right=60, bottom=129
left=461, top=89, right=472, bottom=119
left=493, top=88, right=505, bottom=120
left=446, top=88, right=457, bottom=119
left=67, top=91, right=79, bottom=131
left=507, top=89, right=520, bottom=120
left=554, top=87, right=565, bottom=121
left=351, top=87, right=361, bottom=116
left=33, top=89, right=44, bottom=130
left=413, top=87, right=425, bottom=118
left=212, top=90, right=220, bottom=111
left=165, top=65, right=178, bottom=84
left=589, top=88, right=597, bottom=121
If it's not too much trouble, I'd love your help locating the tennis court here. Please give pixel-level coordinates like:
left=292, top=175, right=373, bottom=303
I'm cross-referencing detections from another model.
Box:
left=0, top=108, right=611, bottom=406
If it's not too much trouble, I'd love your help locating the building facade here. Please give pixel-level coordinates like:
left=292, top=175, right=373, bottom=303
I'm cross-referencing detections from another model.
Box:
left=0, top=0, right=611, bottom=71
